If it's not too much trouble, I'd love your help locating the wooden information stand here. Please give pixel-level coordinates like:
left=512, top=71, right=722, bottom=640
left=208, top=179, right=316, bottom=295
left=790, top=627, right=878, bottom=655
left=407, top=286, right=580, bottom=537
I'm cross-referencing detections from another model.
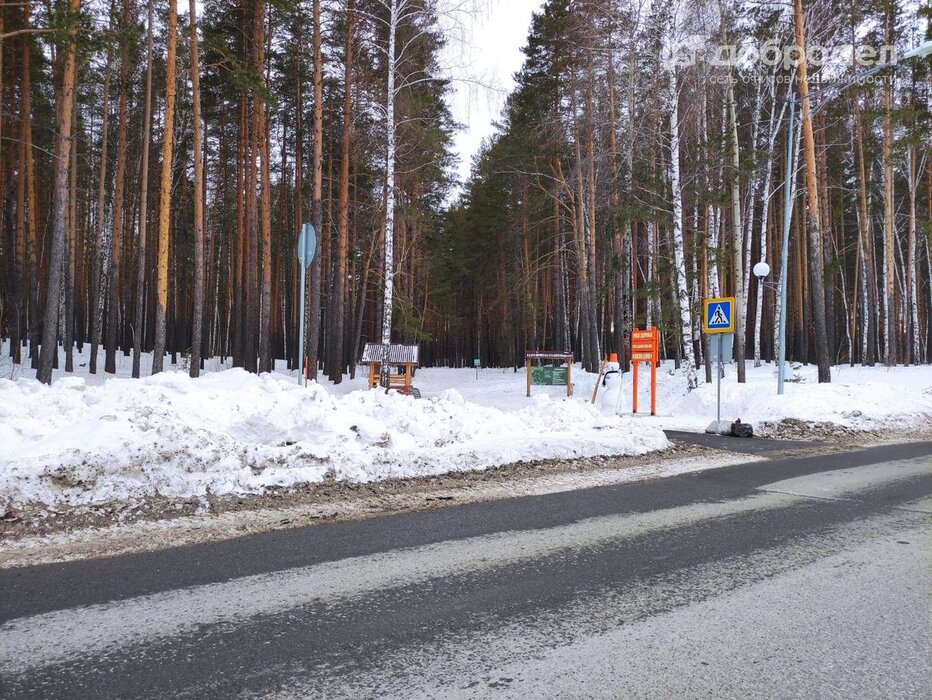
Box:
left=631, top=328, right=659, bottom=415
left=525, top=351, right=573, bottom=397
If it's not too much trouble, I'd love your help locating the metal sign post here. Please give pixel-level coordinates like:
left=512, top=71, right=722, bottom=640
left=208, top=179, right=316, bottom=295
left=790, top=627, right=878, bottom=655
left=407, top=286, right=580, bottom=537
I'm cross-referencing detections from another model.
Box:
left=297, top=223, right=317, bottom=385
left=474, top=358, right=480, bottom=380
left=702, top=297, right=735, bottom=434
left=709, top=334, right=736, bottom=424
left=717, top=336, right=723, bottom=425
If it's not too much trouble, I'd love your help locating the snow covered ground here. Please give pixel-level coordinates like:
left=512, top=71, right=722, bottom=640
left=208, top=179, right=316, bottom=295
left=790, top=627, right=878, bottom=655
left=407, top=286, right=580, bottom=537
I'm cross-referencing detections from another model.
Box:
left=0, top=345, right=666, bottom=509
left=2, top=342, right=931, bottom=509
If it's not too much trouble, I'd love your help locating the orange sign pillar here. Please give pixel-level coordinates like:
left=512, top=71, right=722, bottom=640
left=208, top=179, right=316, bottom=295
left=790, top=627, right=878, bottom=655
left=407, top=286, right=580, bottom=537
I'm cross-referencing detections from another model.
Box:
left=631, top=328, right=660, bottom=416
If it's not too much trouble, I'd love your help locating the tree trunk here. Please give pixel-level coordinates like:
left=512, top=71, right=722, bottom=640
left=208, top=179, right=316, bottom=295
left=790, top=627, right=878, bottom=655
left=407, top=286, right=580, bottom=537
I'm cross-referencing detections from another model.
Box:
left=308, top=0, right=324, bottom=381
left=852, top=86, right=876, bottom=366
left=90, top=32, right=114, bottom=375
left=294, top=45, right=304, bottom=371
left=23, top=14, right=40, bottom=370
left=722, top=6, right=746, bottom=382
left=133, top=0, right=154, bottom=378
left=65, top=100, right=78, bottom=374
left=37, top=0, right=81, bottom=384
left=14, top=16, right=31, bottom=367
left=151, top=0, right=178, bottom=375
left=17, top=2, right=40, bottom=370
left=257, top=0, right=273, bottom=374
left=881, top=3, right=896, bottom=366
left=905, top=145, right=924, bottom=364
left=584, top=58, right=600, bottom=370
left=106, top=0, right=132, bottom=375
left=352, top=227, right=378, bottom=378
left=378, top=0, right=398, bottom=388
left=189, top=0, right=205, bottom=377
left=242, top=4, right=259, bottom=374
left=667, top=60, right=698, bottom=391
left=792, top=0, right=831, bottom=382
left=754, top=78, right=785, bottom=366
left=329, top=0, right=354, bottom=383
left=233, top=95, right=246, bottom=367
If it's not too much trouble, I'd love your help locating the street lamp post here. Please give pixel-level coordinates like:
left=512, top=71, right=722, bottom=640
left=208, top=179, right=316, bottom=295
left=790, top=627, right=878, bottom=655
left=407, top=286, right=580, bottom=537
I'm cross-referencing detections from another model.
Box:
left=754, top=39, right=932, bottom=395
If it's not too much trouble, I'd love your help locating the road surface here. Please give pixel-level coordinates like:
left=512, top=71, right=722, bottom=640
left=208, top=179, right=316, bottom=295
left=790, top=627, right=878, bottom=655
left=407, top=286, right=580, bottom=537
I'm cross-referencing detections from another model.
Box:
left=1, top=442, right=930, bottom=698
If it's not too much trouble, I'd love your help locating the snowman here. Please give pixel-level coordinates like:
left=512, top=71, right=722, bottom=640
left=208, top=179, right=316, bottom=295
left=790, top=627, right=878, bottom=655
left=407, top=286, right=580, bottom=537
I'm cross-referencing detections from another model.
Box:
left=597, top=354, right=624, bottom=415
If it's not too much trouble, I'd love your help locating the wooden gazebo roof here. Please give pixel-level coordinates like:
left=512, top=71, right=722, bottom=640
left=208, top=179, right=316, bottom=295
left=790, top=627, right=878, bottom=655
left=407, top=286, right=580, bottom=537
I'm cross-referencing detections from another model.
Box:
left=360, top=343, right=420, bottom=365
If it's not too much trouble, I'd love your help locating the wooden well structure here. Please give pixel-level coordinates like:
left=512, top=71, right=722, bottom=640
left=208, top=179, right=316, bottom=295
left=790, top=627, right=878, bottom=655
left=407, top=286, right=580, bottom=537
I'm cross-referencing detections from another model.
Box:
left=361, top=343, right=420, bottom=392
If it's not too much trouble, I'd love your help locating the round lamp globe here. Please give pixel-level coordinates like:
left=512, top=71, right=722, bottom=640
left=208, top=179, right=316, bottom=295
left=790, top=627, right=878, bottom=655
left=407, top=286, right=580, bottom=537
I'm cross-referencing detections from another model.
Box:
left=753, top=261, right=771, bottom=279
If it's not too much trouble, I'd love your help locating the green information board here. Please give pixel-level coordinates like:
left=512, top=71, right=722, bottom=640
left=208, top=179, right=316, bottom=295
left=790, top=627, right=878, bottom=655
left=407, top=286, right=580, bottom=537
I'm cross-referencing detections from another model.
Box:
left=531, top=366, right=567, bottom=385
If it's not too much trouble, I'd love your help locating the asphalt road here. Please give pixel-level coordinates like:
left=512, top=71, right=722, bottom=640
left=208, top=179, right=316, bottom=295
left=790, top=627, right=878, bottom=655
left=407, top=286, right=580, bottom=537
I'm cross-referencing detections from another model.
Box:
left=1, top=442, right=930, bottom=699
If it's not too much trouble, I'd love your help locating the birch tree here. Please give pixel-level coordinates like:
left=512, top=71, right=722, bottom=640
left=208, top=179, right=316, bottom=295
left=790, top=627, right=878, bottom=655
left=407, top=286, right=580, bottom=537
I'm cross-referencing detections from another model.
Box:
left=664, top=3, right=698, bottom=391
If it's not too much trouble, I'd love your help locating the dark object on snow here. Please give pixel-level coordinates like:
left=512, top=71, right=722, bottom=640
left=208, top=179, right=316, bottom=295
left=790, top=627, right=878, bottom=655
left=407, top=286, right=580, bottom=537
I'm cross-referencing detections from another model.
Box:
left=730, top=419, right=754, bottom=438
left=384, top=386, right=421, bottom=399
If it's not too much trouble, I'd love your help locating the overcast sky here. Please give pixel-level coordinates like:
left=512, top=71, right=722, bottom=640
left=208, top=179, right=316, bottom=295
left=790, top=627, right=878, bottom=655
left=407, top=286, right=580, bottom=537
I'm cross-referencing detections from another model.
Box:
left=442, top=0, right=546, bottom=192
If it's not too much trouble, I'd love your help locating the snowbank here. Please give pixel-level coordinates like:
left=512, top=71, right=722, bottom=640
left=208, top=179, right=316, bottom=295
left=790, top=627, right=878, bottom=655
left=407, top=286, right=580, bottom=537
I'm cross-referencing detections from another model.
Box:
left=655, top=362, right=932, bottom=433
left=4, top=339, right=931, bottom=511
left=0, top=369, right=669, bottom=508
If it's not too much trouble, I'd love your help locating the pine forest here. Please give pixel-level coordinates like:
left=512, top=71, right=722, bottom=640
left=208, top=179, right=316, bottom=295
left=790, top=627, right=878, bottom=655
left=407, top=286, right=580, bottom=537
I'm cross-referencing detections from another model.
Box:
left=0, top=0, right=930, bottom=390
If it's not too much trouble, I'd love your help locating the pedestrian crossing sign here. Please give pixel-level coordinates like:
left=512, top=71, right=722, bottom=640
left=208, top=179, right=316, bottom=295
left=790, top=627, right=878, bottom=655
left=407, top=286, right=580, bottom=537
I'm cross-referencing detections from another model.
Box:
left=703, top=296, right=735, bottom=334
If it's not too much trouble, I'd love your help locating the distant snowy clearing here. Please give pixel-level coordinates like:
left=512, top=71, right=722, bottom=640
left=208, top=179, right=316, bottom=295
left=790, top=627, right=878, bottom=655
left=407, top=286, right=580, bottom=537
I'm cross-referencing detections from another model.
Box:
left=2, top=344, right=931, bottom=509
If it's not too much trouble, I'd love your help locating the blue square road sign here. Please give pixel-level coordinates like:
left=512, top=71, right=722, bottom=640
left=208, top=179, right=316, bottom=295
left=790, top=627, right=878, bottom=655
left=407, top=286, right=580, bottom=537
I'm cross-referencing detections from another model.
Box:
left=703, top=296, right=735, bottom=334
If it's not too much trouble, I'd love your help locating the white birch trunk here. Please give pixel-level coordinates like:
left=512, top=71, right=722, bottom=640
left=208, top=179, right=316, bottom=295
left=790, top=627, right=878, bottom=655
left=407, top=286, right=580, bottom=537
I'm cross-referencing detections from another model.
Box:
left=379, top=0, right=398, bottom=387
left=724, top=68, right=745, bottom=382
left=742, top=78, right=763, bottom=320
left=925, top=236, right=932, bottom=362
left=646, top=220, right=654, bottom=329
left=773, top=112, right=802, bottom=362
left=905, top=146, right=925, bottom=364
left=858, top=230, right=869, bottom=362
left=692, top=205, right=702, bottom=362
left=667, top=61, right=697, bottom=391
left=753, top=78, right=784, bottom=366
left=708, top=205, right=719, bottom=296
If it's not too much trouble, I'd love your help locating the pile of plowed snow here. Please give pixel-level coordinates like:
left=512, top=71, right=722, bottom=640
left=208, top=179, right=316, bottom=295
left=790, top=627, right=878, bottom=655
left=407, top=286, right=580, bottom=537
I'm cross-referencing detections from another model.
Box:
left=0, top=369, right=668, bottom=507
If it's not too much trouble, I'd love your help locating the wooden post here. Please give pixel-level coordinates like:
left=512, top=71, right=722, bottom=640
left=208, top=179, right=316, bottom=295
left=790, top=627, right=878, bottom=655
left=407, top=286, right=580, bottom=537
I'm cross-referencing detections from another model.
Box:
left=591, top=357, right=606, bottom=404
left=405, top=362, right=412, bottom=391
left=526, top=356, right=531, bottom=397
left=566, top=359, right=572, bottom=397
